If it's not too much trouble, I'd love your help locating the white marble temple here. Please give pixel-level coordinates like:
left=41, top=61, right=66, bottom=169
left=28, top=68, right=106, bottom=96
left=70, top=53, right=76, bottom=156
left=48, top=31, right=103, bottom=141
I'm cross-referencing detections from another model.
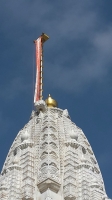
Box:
left=0, top=100, right=111, bottom=200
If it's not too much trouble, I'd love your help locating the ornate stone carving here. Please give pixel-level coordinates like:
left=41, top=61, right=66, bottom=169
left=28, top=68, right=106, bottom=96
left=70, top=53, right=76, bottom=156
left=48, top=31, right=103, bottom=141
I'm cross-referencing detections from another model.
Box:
left=35, top=100, right=47, bottom=112
left=63, top=109, right=69, bottom=118
left=0, top=103, right=111, bottom=200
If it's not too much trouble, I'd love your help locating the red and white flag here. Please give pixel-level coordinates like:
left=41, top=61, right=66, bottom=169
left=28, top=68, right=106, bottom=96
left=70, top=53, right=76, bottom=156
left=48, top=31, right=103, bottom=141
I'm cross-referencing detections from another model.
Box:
left=34, top=36, right=42, bottom=103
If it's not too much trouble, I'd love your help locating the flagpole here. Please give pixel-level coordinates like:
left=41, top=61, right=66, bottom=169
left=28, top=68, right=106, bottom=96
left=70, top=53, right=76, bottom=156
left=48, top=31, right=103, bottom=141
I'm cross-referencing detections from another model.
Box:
left=34, top=33, right=49, bottom=103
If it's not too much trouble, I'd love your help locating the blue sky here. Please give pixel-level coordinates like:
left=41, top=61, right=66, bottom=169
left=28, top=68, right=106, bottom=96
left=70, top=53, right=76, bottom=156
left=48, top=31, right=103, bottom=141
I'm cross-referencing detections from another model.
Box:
left=0, top=0, right=112, bottom=197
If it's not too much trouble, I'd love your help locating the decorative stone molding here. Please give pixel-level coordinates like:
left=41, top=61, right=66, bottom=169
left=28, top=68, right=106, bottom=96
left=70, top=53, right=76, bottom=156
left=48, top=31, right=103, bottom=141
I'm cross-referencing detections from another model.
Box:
left=37, top=178, right=61, bottom=193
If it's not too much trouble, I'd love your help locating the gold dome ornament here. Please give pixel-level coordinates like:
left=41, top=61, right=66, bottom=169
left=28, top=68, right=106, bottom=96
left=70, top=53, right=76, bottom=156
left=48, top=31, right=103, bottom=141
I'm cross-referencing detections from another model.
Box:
left=45, top=94, right=58, bottom=108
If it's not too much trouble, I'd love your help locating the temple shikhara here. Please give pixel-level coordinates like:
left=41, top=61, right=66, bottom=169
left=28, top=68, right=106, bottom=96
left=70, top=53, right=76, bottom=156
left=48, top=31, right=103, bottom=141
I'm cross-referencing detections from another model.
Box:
left=0, top=34, right=111, bottom=200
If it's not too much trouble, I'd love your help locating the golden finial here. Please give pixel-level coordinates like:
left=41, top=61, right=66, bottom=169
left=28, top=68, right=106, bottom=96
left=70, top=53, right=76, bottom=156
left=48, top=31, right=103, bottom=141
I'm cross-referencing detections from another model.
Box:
left=45, top=94, right=58, bottom=108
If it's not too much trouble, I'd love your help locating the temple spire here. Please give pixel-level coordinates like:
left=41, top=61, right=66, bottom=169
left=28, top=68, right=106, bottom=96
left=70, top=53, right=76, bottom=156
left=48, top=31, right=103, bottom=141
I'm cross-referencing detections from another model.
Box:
left=34, top=33, right=49, bottom=103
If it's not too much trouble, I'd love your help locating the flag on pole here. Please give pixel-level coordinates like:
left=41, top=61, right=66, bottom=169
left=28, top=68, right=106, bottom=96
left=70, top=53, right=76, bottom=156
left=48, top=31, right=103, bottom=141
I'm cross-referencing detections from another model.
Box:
left=34, top=33, right=49, bottom=104
left=34, top=36, right=42, bottom=103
